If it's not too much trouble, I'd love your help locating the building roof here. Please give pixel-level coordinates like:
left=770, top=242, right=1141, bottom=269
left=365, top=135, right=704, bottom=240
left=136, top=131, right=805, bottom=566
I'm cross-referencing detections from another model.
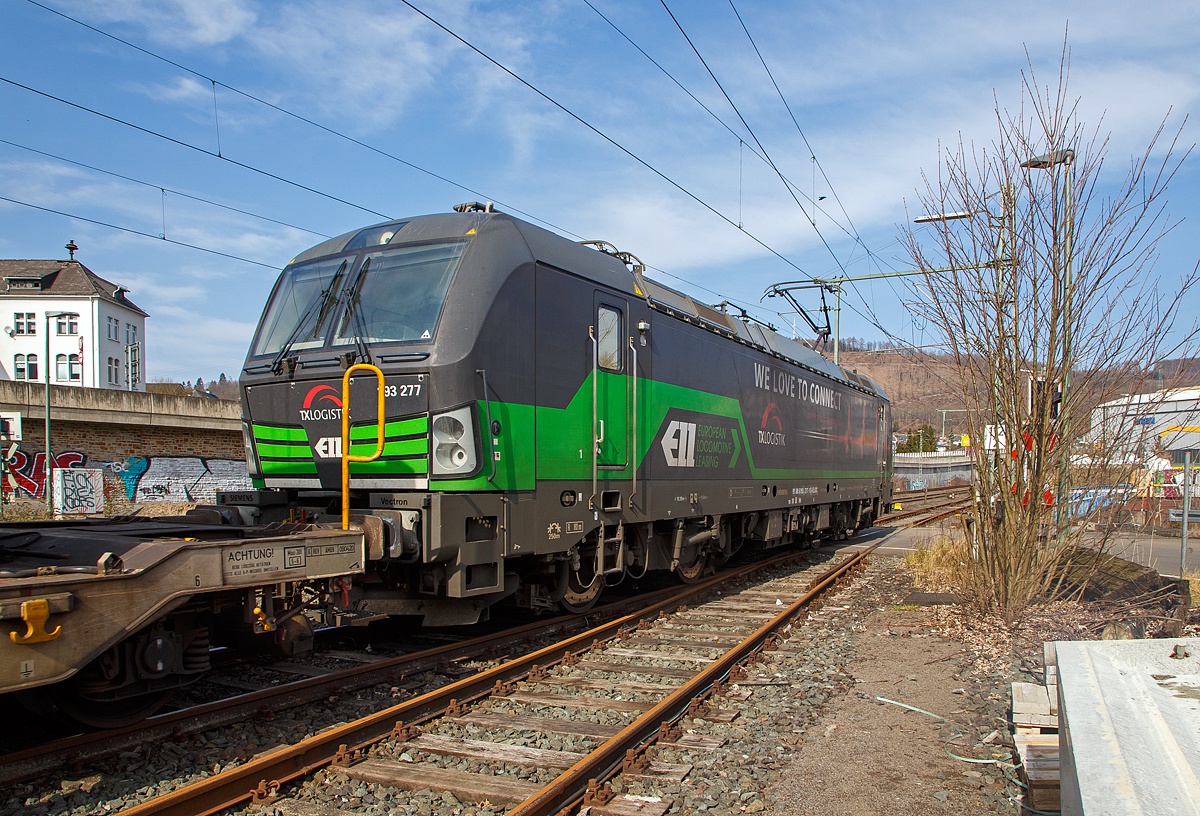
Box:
left=1095, top=387, right=1200, bottom=409
left=0, top=259, right=148, bottom=317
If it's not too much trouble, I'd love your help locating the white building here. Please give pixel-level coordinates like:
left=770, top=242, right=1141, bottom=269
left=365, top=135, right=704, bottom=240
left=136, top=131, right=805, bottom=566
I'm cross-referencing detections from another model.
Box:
left=0, top=253, right=147, bottom=391
left=1089, top=387, right=1200, bottom=464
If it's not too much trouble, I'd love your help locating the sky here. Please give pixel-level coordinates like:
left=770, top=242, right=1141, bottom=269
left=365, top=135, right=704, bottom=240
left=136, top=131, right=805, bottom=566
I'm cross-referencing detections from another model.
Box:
left=0, top=0, right=1197, bottom=382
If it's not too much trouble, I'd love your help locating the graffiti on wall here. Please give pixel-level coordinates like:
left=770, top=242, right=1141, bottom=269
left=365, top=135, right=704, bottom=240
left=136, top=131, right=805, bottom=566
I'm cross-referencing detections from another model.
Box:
left=54, top=468, right=105, bottom=514
left=1, top=448, right=86, bottom=499
left=0, top=446, right=250, bottom=503
left=106, top=456, right=251, bottom=503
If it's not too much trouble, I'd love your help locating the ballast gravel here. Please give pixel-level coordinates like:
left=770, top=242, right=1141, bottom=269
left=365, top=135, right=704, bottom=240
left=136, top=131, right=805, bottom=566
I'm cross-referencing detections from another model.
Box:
left=245, top=549, right=1031, bottom=816
left=7, top=546, right=1045, bottom=816
left=0, top=636, right=564, bottom=816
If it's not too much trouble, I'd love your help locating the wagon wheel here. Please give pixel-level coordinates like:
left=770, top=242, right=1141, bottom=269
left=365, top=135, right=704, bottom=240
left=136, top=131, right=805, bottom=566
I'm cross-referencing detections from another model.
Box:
left=53, top=686, right=176, bottom=729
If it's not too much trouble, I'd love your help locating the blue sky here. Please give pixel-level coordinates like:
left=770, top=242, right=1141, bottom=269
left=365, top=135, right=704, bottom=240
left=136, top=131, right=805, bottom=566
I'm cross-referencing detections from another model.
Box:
left=1, top=0, right=1197, bottom=382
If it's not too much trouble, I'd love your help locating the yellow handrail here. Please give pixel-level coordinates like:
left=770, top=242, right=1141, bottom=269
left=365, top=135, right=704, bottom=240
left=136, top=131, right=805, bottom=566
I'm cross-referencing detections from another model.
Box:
left=341, top=363, right=386, bottom=530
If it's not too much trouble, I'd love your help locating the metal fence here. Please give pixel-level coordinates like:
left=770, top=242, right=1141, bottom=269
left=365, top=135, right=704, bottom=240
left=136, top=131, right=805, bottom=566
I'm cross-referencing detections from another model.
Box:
left=892, top=451, right=974, bottom=490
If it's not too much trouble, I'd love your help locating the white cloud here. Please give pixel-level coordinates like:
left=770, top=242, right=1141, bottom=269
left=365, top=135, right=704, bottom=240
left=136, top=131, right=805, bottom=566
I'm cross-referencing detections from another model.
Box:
left=140, top=75, right=213, bottom=103
left=12, top=0, right=1200, bottom=372
left=62, top=0, right=257, bottom=45
left=146, top=311, right=257, bottom=380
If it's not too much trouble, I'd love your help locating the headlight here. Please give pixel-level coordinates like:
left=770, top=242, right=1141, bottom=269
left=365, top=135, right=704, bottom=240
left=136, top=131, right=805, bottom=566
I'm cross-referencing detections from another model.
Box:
left=242, top=420, right=261, bottom=478
left=431, top=406, right=477, bottom=476
left=433, top=414, right=465, bottom=441
left=435, top=443, right=468, bottom=469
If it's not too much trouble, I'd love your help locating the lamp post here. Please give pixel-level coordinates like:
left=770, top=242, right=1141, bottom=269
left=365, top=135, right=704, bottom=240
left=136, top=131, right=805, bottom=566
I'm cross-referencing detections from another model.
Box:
left=1021, top=148, right=1075, bottom=535
left=44, top=311, right=79, bottom=514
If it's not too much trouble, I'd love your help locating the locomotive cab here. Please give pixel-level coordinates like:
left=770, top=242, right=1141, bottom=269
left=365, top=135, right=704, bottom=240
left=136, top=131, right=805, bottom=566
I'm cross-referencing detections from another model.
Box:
left=235, top=211, right=627, bottom=623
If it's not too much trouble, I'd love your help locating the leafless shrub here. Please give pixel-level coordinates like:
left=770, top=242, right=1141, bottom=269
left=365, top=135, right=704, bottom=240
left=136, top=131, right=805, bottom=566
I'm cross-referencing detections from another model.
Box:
left=900, top=44, right=1198, bottom=623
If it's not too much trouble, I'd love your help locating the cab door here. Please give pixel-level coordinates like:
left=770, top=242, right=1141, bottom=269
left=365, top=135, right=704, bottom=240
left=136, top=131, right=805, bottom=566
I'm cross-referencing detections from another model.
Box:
left=594, top=294, right=629, bottom=471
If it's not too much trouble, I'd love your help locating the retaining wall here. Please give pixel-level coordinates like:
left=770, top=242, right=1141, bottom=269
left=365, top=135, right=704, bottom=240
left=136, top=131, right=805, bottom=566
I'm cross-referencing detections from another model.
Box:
left=0, top=381, right=249, bottom=505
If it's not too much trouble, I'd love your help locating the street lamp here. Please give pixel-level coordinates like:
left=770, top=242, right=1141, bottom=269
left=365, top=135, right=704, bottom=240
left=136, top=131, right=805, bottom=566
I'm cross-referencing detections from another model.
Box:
left=44, top=310, right=79, bottom=514
left=1021, top=148, right=1075, bottom=533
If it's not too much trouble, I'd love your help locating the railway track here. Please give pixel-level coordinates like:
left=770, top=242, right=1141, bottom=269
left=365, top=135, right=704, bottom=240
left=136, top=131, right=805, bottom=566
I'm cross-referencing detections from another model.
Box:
left=95, top=544, right=874, bottom=816
left=880, top=498, right=967, bottom=523
left=881, top=486, right=973, bottom=528
left=0, top=569, right=761, bottom=786
left=892, top=485, right=960, bottom=504
left=910, top=502, right=972, bottom=528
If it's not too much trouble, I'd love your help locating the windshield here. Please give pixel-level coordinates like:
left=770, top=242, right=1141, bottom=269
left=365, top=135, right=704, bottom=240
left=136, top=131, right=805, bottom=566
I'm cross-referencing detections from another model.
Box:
left=334, top=241, right=466, bottom=345
left=251, top=255, right=351, bottom=357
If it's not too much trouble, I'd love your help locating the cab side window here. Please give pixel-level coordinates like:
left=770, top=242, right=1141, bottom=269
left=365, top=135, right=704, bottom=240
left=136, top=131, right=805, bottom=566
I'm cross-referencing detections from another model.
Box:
left=597, top=305, right=622, bottom=372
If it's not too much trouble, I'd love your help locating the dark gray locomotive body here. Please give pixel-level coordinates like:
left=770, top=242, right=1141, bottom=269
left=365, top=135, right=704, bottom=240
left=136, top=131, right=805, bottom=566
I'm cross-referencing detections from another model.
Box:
left=234, top=208, right=892, bottom=619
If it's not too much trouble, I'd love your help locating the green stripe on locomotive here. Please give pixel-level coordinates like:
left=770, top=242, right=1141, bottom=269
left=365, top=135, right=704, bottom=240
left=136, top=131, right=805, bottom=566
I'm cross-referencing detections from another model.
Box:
left=253, top=417, right=431, bottom=477
left=253, top=424, right=307, bottom=443
left=252, top=372, right=878, bottom=488
left=434, top=371, right=877, bottom=492
left=349, top=416, right=429, bottom=439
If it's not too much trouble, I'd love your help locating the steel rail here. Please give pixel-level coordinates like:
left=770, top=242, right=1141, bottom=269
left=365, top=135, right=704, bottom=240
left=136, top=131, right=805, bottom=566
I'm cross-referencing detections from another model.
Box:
left=1, top=561, right=771, bottom=786
left=115, top=546, right=834, bottom=816
left=506, top=543, right=877, bottom=816
left=912, top=502, right=971, bottom=528
left=879, top=498, right=968, bottom=523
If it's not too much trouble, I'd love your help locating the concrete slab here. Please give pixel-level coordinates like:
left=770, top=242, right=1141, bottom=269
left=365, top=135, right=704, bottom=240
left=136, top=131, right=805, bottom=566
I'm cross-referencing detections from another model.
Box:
left=1055, top=638, right=1200, bottom=816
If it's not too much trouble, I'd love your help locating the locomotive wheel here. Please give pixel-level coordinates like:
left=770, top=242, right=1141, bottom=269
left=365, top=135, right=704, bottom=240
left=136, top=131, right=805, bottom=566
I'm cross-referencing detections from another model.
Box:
left=52, top=686, right=176, bottom=729
left=711, top=539, right=742, bottom=567
left=674, top=546, right=708, bottom=584
left=559, top=567, right=603, bottom=613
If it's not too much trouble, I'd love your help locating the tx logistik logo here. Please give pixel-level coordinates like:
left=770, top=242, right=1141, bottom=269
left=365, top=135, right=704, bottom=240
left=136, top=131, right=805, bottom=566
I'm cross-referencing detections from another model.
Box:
left=313, top=437, right=343, bottom=458
left=661, top=420, right=697, bottom=467
left=299, top=384, right=343, bottom=421
left=759, top=403, right=786, bottom=446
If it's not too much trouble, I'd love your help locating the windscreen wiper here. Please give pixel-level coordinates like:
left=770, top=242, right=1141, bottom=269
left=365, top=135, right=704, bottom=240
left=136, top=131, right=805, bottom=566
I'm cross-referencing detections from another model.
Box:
left=271, top=259, right=348, bottom=375
left=339, top=258, right=374, bottom=367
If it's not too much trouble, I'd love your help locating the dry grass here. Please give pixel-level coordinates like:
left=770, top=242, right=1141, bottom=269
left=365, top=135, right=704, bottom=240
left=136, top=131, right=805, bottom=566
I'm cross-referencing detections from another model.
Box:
left=903, top=532, right=972, bottom=593
left=0, top=500, right=54, bottom=521
left=0, top=498, right=196, bottom=521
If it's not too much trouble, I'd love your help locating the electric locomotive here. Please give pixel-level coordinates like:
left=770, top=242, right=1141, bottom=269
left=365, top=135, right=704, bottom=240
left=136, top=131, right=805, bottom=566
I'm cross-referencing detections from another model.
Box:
left=0, top=204, right=890, bottom=729
left=230, top=203, right=892, bottom=624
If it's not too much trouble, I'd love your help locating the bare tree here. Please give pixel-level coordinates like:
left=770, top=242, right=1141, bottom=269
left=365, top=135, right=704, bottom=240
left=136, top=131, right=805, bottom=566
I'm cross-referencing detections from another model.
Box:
left=900, top=47, right=1197, bottom=622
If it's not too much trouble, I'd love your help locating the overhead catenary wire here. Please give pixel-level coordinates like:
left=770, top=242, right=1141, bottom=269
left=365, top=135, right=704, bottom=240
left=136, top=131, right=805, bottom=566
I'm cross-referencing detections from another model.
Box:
left=0, top=75, right=390, bottom=220
left=22, top=0, right=583, bottom=240
left=724, top=0, right=915, bottom=336
left=0, top=194, right=279, bottom=269
left=726, top=0, right=907, bottom=291
left=582, top=0, right=748, bottom=151
left=0, top=85, right=785, bottom=328
left=394, top=0, right=809, bottom=277
left=583, top=0, right=916, bottom=344
left=0, top=137, right=331, bottom=238
left=655, top=0, right=923, bottom=346
left=20, top=0, right=913, bottom=347
left=726, top=0, right=861, bottom=246
left=24, top=0, right=829, bottom=325
left=582, top=0, right=864, bottom=247
left=658, top=0, right=848, bottom=279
